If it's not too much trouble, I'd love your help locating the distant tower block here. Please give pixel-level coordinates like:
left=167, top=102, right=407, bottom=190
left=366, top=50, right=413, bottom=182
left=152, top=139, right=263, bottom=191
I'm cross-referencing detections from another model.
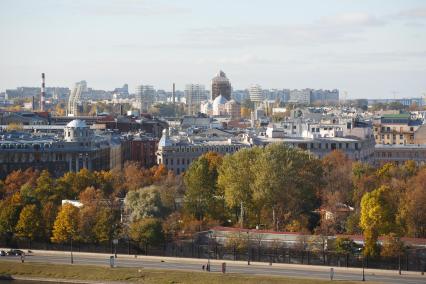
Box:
left=40, top=73, right=46, bottom=111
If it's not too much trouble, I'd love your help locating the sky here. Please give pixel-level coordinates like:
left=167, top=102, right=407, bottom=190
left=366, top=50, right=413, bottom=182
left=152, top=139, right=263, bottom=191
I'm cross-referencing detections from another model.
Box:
left=0, top=0, right=425, bottom=99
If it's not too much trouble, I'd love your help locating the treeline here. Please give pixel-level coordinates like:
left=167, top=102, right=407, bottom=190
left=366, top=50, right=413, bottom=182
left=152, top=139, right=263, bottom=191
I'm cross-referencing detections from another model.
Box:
left=0, top=144, right=425, bottom=257
left=0, top=164, right=183, bottom=249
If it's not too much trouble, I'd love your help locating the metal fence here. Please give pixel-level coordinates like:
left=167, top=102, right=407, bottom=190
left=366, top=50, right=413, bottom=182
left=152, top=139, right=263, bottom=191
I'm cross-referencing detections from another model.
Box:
left=1, top=238, right=425, bottom=273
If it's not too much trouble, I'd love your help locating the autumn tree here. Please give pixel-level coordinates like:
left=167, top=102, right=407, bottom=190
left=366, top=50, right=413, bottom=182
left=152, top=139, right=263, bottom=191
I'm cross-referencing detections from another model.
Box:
left=15, top=204, right=43, bottom=242
left=123, top=162, right=153, bottom=191
left=322, top=151, right=353, bottom=206
left=51, top=203, right=80, bottom=243
left=130, top=218, right=165, bottom=253
left=381, top=233, right=405, bottom=258
left=398, top=168, right=426, bottom=237
left=360, top=186, right=400, bottom=257
left=4, top=168, right=39, bottom=197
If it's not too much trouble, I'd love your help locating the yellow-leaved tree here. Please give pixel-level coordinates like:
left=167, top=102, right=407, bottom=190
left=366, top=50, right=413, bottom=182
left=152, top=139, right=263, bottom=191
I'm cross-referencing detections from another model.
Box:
left=51, top=203, right=79, bottom=243
left=15, top=204, right=43, bottom=242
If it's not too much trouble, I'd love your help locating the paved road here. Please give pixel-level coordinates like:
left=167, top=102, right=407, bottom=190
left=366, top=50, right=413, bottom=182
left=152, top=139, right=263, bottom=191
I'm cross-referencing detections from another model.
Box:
left=1, top=251, right=425, bottom=284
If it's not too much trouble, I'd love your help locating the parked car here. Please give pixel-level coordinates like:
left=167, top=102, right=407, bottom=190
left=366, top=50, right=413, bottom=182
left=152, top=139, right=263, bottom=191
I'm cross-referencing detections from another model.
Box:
left=0, top=250, right=6, bottom=256
left=7, top=249, right=24, bottom=256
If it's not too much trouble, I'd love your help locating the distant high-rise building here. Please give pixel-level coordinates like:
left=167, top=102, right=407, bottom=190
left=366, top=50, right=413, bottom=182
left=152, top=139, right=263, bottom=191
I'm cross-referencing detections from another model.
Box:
left=211, top=70, right=232, bottom=101
left=67, top=81, right=85, bottom=116
left=289, top=89, right=312, bottom=105
left=310, top=89, right=339, bottom=105
left=185, top=84, right=207, bottom=114
left=249, top=84, right=264, bottom=103
left=136, top=85, right=155, bottom=113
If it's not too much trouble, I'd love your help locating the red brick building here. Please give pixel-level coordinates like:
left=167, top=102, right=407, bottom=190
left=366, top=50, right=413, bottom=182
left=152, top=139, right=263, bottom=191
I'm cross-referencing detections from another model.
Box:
left=128, top=134, right=158, bottom=168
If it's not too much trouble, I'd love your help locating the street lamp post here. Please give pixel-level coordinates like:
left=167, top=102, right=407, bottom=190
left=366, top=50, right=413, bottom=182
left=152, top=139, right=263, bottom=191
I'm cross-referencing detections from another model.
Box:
left=398, top=253, right=401, bottom=275
left=70, top=238, right=74, bottom=264
left=247, top=231, right=250, bottom=265
left=207, top=231, right=211, bottom=272
left=362, top=255, right=365, bottom=281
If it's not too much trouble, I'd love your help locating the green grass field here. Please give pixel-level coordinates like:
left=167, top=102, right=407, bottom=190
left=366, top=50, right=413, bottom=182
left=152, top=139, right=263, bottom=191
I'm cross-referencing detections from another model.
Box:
left=0, top=261, right=373, bottom=284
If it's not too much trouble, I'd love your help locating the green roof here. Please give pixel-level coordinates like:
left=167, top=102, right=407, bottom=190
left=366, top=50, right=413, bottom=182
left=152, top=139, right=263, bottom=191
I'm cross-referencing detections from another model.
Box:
left=381, top=113, right=410, bottom=119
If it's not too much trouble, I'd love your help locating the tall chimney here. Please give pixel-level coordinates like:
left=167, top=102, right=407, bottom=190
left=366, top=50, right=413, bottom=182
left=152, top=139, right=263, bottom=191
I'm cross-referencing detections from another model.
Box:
left=172, top=83, right=176, bottom=116
left=40, top=73, right=46, bottom=111
left=32, top=96, right=35, bottom=111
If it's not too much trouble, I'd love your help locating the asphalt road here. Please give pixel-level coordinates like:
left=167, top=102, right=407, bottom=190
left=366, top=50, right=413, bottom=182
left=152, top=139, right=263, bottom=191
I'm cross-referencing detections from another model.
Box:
left=1, top=251, right=425, bottom=284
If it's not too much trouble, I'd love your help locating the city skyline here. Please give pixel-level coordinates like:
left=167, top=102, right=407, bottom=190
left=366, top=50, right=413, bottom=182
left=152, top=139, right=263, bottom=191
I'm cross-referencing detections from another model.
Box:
left=1, top=0, right=425, bottom=99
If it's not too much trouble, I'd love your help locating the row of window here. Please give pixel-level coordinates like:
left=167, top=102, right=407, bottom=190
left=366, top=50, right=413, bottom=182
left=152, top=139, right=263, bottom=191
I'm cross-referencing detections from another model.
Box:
left=375, top=151, right=424, bottom=158
left=169, top=145, right=244, bottom=153
left=0, top=143, right=53, bottom=149
left=376, top=126, right=414, bottom=132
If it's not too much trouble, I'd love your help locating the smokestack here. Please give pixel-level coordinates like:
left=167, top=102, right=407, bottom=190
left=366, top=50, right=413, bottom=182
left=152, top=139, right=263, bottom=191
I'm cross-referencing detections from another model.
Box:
left=172, top=83, right=175, bottom=104
left=32, top=96, right=35, bottom=111
left=172, top=83, right=176, bottom=116
left=40, top=73, right=46, bottom=111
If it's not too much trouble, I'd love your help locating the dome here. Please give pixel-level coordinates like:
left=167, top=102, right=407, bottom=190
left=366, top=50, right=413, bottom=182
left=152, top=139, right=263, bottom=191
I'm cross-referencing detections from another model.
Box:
left=212, top=70, right=229, bottom=82
left=213, top=95, right=228, bottom=107
left=66, top=119, right=87, bottom=128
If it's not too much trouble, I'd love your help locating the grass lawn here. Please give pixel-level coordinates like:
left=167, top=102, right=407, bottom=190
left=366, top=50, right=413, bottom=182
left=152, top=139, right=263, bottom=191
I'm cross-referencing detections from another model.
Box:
left=0, top=261, right=372, bottom=284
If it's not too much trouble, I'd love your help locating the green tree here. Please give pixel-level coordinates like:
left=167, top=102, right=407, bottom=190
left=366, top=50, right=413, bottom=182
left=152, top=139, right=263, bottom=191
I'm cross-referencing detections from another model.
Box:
left=15, top=204, right=43, bottom=241
left=42, top=201, right=58, bottom=240
left=93, top=207, right=115, bottom=243
left=130, top=218, right=165, bottom=252
left=218, top=147, right=262, bottom=227
left=34, top=170, right=55, bottom=205
left=183, top=152, right=223, bottom=222
left=125, top=186, right=164, bottom=221
left=0, top=199, right=22, bottom=239
left=334, top=237, right=357, bottom=255
left=51, top=203, right=79, bottom=243
left=252, top=143, right=322, bottom=230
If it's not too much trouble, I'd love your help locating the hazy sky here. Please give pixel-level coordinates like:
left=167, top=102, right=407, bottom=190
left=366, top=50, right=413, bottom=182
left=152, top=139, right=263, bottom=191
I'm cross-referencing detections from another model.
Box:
left=1, top=0, right=425, bottom=98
